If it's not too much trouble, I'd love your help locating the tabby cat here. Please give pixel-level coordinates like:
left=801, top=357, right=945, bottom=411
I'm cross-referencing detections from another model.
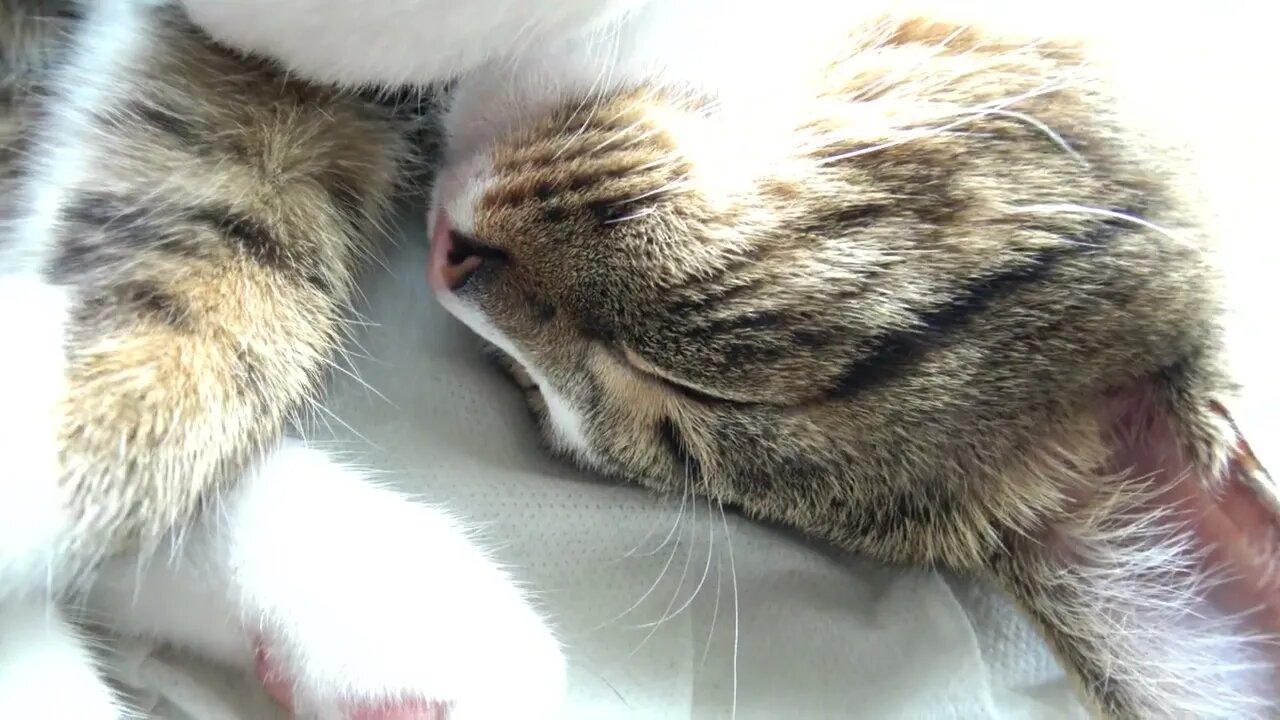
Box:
left=0, top=0, right=1274, bottom=718
left=430, top=0, right=1279, bottom=716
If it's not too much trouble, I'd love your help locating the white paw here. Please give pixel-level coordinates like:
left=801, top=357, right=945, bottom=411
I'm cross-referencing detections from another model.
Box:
left=225, top=443, right=567, bottom=720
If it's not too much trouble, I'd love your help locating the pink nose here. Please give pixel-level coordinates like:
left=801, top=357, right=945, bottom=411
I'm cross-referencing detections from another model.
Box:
left=427, top=209, right=493, bottom=293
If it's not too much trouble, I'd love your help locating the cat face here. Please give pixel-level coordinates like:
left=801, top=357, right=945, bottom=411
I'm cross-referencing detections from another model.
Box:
left=429, top=17, right=1280, bottom=714
left=429, top=21, right=1218, bottom=566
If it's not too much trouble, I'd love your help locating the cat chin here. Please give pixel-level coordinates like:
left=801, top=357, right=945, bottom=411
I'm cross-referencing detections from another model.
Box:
left=177, top=0, right=650, bottom=87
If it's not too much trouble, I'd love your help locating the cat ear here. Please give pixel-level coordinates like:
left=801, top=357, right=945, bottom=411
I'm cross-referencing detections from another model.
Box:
left=990, top=378, right=1279, bottom=718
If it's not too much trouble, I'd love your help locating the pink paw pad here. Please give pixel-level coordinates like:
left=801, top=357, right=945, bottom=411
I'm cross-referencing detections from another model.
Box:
left=253, top=637, right=452, bottom=719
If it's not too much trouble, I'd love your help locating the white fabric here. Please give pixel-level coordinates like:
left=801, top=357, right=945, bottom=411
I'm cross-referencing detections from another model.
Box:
left=97, top=207, right=1085, bottom=720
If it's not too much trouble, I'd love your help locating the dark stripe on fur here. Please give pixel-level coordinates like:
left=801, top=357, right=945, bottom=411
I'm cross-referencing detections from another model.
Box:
left=132, top=100, right=198, bottom=143
left=187, top=205, right=284, bottom=268
left=796, top=203, right=895, bottom=235
left=51, top=193, right=205, bottom=281
left=828, top=215, right=1132, bottom=398
left=51, top=193, right=301, bottom=283
left=119, top=280, right=192, bottom=327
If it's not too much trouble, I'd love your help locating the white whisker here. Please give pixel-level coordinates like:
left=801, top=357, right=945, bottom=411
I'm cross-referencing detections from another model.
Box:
left=612, top=494, right=686, bottom=563
left=970, top=107, right=1087, bottom=165
left=718, top=500, right=739, bottom=720
left=1005, top=203, right=1188, bottom=245
left=602, top=207, right=656, bottom=225
left=590, top=477, right=689, bottom=631
left=699, top=497, right=723, bottom=671
left=821, top=79, right=1070, bottom=165
left=638, top=492, right=716, bottom=629
left=625, top=464, right=696, bottom=656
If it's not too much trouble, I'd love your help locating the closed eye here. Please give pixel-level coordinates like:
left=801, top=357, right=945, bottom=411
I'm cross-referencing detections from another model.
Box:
left=618, top=346, right=748, bottom=406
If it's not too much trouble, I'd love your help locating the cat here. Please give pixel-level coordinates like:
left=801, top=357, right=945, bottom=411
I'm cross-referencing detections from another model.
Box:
left=426, top=0, right=1280, bottom=717
left=0, top=1, right=576, bottom=717
left=0, top=0, right=1276, bottom=719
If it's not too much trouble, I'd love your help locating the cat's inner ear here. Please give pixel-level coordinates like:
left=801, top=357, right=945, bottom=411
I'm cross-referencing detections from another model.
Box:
left=997, top=377, right=1280, bottom=711
left=1099, top=384, right=1279, bottom=640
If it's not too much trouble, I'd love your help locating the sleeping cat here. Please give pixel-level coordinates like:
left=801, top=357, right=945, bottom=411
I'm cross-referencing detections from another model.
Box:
left=0, top=0, right=1275, bottom=719
left=427, top=0, right=1280, bottom=716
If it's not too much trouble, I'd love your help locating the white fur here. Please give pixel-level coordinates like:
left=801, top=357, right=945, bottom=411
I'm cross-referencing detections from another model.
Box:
left=0, top=275, right=76, bottom=597
left=0, top=0, right=153, bottom=598
left=3, top=1, right=574, bottom=715
left=437, top=0, right=855, bottom=161
left=20, top=0, right=151, bottom=263
left=429, top=169, right=596, bottom=461
left=0, top=598, right=126, bottom=719
left=537, top=378, right=594, bottom=458
left=179, top=0, right=650, bottom=87
left=86, top=442, right=566, bottom=718
left=436, top=289, right=595, bottom=461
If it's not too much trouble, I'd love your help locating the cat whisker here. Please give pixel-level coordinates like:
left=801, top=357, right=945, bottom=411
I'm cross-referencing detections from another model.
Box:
left=618, top=473, right=690, bottom=563
left=623, top=464, right=697, bottom=656
left=601, top=207, right=656, bottom=225
left=611, top=501, right=681, bottom=563
left=967, top=107, right=1087, bottom=166
left=553, top=33, right=623, bottom=160
left=719, top=500, right=740, bottom=720
left=589, top=471, right=689, bottom=632
left=624, top=493, right=697, bottom=650
left=299, top=394, right=375, bottom=449
left=1005, top=203, right=1188, bottom=246
left=629, top=455, right=717, bottom=633
left=610, top=496, right=684, bottom=563
left=820, top=79, right=1070, bottom=165
left=612, top=178, right=694, bottom=208
left=319, top=353, right=389, bottom=406
left=699, top=495, right=722, bottom=671
left=635, top=491, right=716, bottom=629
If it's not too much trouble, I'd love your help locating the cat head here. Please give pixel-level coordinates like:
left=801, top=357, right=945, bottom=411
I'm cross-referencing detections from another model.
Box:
left=428, top=16, right=1280, bottom=714
left=428, top=20, right=1226, bottom=563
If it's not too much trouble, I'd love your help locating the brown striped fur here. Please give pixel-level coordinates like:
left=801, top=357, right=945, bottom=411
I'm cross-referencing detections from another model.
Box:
left=1, top=1, right=413, bottom=558
left=447, top=16, right=1277, bottom=718
left=3, top=1, right=1275, bottom=716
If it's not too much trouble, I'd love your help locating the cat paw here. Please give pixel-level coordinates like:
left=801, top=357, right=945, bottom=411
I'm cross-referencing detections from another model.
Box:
left=254, top=640, right=450, bottom=719
left=251, top=606, right=565, bottom=720
left=229, top=444, right=567, bottom=720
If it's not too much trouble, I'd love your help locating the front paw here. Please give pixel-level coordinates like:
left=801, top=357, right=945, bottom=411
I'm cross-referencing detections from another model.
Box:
left=252, top=585, right=566, bottom=720
left=230, top=445, right=566, bottom=720
left=255, top=617, right=564, bottom=720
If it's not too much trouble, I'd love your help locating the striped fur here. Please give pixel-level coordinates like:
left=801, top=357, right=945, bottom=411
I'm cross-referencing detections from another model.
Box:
left=432, top=12, right=1279, bottom=718
left=1, top=0, right=413, bottom=562
left=2, top=0, right=1276, bottom=716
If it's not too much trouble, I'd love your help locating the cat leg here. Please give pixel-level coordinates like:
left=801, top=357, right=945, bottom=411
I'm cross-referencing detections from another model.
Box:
left=0, top=0, right=411, bottom=597
left=0, top=596, right=127, bottom=719
left=89, top=440, right=567, bottom=720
